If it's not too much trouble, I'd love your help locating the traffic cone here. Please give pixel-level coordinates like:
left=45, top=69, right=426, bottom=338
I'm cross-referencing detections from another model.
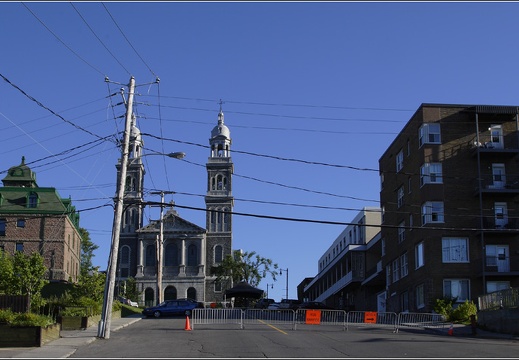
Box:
left=447, top=323, right=454, bottom=336
left=184, top=315, right=192, bottom=331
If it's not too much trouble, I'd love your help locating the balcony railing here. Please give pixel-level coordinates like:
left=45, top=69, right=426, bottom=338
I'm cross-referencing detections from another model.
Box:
left=478, top=217, right=519, bottom=231
left=473, top=176, right=519, bottom=194
left=472, top=255, right=519, bottom=276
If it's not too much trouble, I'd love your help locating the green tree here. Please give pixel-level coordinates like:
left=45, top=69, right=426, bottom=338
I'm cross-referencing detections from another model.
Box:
left=72, top=267, right=106, bottom=302
left=0, top=252, right=48, bottom=310
left=211, top=250, right=279, bottom=287
left=79, top=227, right=98, bottom=276
left=121, top=277, right=141, bottom=302
left=0, top=251, right=14, bottom=294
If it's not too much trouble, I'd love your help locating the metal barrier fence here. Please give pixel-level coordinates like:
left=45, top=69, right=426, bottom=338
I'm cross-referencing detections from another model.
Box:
left=190, top=309, right=448, bottom=333
left=294, top=309, right=347, bottom=331
left=191, top=308, right=243, bottom=329
left=243, top=309, right=296, bottom=330
left=396, top=312, right=446, bottom=332
left=346, top=311, right=398, bottom=332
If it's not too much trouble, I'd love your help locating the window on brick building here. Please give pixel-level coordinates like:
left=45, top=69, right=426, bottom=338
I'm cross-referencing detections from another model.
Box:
left=0, top=219, right=6, bottom=236
left=16, top=219, right=25, bottom=228
left=419, top=123, right=441, bottom=147
left=16, top=243, right=23, bottom=252
left=416, top=283, right=425, bottom=309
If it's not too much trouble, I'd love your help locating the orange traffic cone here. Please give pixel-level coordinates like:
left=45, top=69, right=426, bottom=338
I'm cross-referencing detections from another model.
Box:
left=447, top=323, right=454, bottom=336
left=184, top=315, right=192, bottom=331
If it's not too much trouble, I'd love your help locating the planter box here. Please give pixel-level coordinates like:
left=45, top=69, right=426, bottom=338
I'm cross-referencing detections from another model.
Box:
left=58, top=310, right=121, bottom=330
left=0, top=323, right=61, bottom=347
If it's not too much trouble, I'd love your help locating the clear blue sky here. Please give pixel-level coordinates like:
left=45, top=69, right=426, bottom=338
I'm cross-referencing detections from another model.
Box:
left=2, top=1, right=519, bottom=302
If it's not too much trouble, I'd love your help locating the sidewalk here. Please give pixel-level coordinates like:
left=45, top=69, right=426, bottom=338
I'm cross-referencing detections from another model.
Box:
left=427, top=322, right=519, bottom=340
left=3, top=314, right=143, bottom=359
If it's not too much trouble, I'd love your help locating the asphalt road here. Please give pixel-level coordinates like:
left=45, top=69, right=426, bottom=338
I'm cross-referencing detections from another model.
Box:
left=67, top=316, right=519, bottom=359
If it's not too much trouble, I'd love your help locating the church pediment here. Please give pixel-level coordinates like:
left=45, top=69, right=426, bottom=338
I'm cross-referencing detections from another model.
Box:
left=137, top=209, right=205, bottom=235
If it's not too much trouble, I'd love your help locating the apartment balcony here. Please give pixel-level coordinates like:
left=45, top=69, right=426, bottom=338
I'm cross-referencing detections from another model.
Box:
left=471, top=136, right=519, bottom=158
left=479, top=217, right=519, bottom=233
left=472, top=255, right=519, bottom=277
left=473, top=176, right=519, bottom=196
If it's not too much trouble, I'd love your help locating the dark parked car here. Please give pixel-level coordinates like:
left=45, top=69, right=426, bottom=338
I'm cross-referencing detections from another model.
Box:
left=298, top=301, right=335, bottom=310
left=279, top=299, right=302, bottom=310
left=142, top=299, right=199, bottom=318
left=254, top=298, right=275, bottom=309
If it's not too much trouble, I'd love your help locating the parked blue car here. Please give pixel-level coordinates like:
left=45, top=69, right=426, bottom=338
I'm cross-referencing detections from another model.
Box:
left=142, top=299, right=199, bottom=318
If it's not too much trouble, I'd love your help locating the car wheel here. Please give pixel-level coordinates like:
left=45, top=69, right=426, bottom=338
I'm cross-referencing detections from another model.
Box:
left=153, top=311, right=161, bottom=318
left=185, top=310, right=192, bottom=316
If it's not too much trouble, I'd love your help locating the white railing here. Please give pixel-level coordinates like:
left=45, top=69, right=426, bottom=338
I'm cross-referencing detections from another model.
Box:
left=189, top=309, right=448, bottom=333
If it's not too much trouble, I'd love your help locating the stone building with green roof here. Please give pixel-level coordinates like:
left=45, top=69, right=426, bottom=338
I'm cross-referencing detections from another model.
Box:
left=0, top=156, right=81, bottom=283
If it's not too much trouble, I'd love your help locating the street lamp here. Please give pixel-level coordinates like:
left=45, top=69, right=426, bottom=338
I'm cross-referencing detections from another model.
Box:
left=266, top=283, right=273, bottom=299
left=279, top=268, right=288, bottom=300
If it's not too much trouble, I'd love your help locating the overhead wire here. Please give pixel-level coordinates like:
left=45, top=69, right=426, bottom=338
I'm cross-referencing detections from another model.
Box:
left=0, top=73, right=114, bottom=142
left=21, top=2, right=106, bottom=78
left=70, top=2, right=131, bottom=76
left=101, top=2, right=158, bottom=79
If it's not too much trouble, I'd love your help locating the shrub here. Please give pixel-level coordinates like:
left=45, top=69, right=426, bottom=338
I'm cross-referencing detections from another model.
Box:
left=451, top=300, right=477, bottom=322
left=433, top=298, right=454, bottom=318
left=0, top=309, right=15, bottom=323
left=433, top=298, right=478, bottom=322
left=0, top=309, right=54, bottom=327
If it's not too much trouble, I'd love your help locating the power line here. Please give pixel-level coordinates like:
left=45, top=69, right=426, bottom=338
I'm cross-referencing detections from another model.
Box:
left=21, top=2, right=106, bottom=77
left=142, top=133, right=380, bottom=172
left=0, top=73, right=113, bottom=142
left=141, top=94, right=415, bottom=113
left=70, top=2, right=131, bottom=76
left=101, top=2, right=158, bottom=79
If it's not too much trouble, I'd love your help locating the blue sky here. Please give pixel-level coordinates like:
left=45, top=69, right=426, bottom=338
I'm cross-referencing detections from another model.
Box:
left=2, top=1, right=519, bottom=302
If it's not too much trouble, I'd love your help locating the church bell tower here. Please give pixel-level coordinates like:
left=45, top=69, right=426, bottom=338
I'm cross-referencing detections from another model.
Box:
left=205, top=105, right=234, bottom=300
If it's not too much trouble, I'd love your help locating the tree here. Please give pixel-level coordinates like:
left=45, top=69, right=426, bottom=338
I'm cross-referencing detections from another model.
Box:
left=73, top=268, right=106, bottom=303
left=0, top=251, right=48, bottom=310
left=211, top=250, right=279, bottom=287
left=0, top=251, right=14, bottom=294
left=79, top=227, right=98, bottom=276
left=121, top=277, right=141, bottom=302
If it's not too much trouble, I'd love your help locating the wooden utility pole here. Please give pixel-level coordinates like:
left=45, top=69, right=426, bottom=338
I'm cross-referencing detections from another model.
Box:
left=98, top=76, right=136, bottom=339
left=150, top=190, right=176, bottom=305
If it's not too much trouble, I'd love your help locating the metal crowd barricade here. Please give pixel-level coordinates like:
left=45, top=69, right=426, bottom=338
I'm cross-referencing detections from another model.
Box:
left=191, top=308, right=243, bottom=330
left=396, top=312, right=446, bottom=333
left=243, top=309, right=296, bottom=330
left=346, top=311, right=398, bottom=332
left=294, top=309, right=347, bottom=331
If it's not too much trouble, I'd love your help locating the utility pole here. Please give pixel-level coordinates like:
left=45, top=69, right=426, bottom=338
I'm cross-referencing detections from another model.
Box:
left=149, top=190, right=175, bottom=305
left=97, top=76, right=136, bottom=339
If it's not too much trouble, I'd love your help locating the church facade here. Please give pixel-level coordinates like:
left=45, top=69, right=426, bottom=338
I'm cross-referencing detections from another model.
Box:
left=116, top=109, right=234, bottom=307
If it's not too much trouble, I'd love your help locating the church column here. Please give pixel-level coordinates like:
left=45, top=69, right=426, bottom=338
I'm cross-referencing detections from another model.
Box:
left=199, top=236, right=206, bottom=275
left=135, top=238, right=144, bottom=277
left=179, top=237, right=186, bottom=276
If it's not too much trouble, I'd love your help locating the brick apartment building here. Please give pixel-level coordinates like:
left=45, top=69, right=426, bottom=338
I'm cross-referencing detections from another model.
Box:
left=299, top=103, right=519, bottom=314
left=0, top=156, right=82, bottom=283
left=380, top=103, right=519, bottom=313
